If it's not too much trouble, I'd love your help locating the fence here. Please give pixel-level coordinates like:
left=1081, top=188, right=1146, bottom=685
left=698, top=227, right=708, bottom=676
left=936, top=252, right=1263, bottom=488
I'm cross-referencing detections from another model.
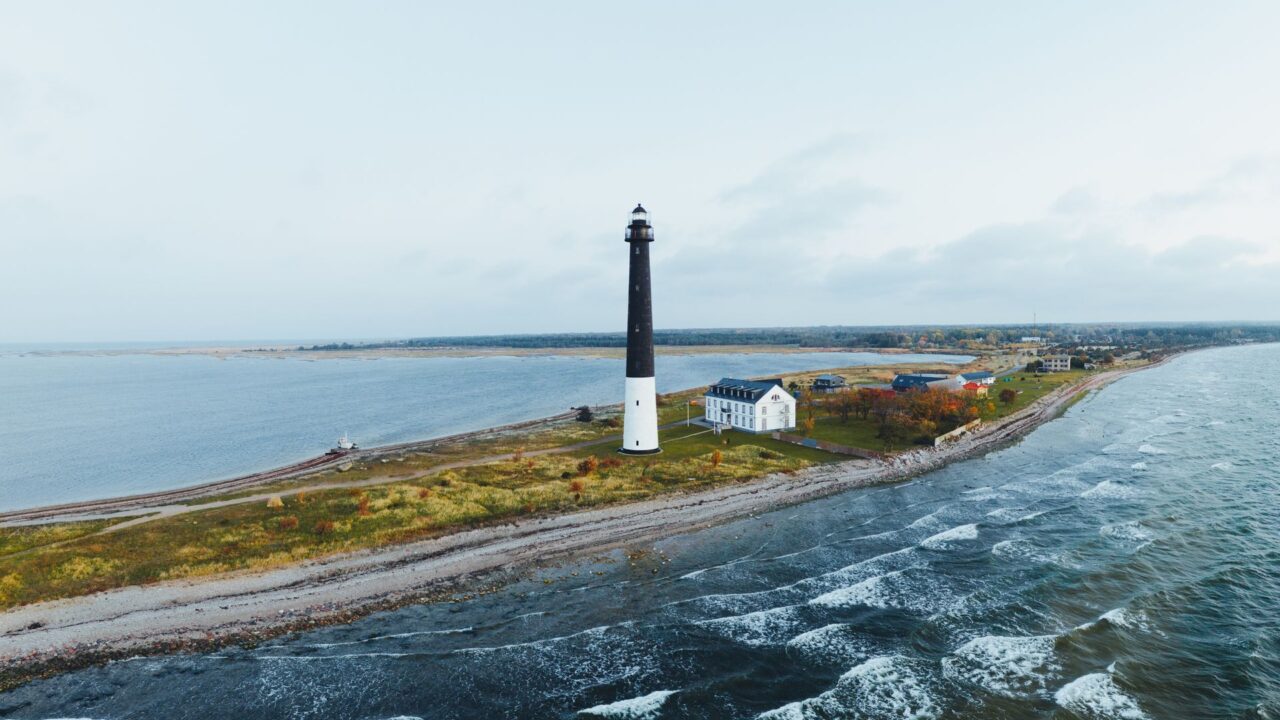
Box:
left=932, top=419, right=982, bottom=446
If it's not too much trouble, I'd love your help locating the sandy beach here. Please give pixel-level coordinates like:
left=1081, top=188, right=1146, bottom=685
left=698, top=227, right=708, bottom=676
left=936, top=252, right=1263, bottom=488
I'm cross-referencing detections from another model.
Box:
left=0, top=362, right=1155, bottom=687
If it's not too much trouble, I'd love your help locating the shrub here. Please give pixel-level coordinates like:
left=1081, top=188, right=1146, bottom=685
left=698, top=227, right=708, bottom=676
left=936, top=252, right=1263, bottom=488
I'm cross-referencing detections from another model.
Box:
left=357, top=495, right=371, bottom=517
left=758, top=450, right=781, bottom=460
left=711, top=450, right=723, bottom=468
left=598, top=417, right=621, bottom=428
left=278, top=516, right=299, bottom=531
left=577, top=456, right=599, bottom=476
left=266, top=496, right=284, bottom=510
left=561, top=471, right=573, bottom=480
left=314, top=520, right=336, bottom=536
left=600, top=457, right=623, bottom=470
left=569, top=479, right=585, bottom=494
left=418, top=487, right=432, bottom=499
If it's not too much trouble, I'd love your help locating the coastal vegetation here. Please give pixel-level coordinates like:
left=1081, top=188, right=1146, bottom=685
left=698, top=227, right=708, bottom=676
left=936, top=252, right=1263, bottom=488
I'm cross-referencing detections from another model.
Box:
left=0, top=357, right=1109, bottom=611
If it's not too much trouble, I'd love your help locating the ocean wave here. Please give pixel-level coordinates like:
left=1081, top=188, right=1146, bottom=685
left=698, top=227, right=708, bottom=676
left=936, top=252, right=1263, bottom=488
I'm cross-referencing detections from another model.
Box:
left=941, top=634, right=1059, bottom=698
left=809, top=566, right=958, bottom=614
left=695, top=605, right=804, bottom=647
left=919, top=523, right=979, bottom=550
left=1054, top=672, right=1149, bottom=719
left=1130, top=462, right=1147, bottom=470
left=757, top=656, right=939, bottom=719
left=577, top=689, right=677, bottom=718
left=1100, top=521, right=1154, bottom=549
left=1210, top=461, right=1234, bottom=471
left=1075, top=607, right=1152, bottom=633
left=303, top=626, right=474, bottom=649
left=1080, top=480, right=1139, bottom=500
left=785, top=624, right=876, bottom=666
left=1137, top=444, right=1167, bottom=455
left=991, top=538, right=1054, bottom=565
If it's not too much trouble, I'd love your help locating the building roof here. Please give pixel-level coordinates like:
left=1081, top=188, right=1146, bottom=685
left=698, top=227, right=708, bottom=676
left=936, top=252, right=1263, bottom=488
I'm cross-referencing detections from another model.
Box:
left=1044, top=354, right=1072, bottom=361
left=706, top=378, right=786, bottom=401
left=891, top=373, right=952, bottom=391
left=963, top=382, right=982, bottom=390
left=813, top=373, right=846, bottom=384
left=960, top=371, right=994, bottom=381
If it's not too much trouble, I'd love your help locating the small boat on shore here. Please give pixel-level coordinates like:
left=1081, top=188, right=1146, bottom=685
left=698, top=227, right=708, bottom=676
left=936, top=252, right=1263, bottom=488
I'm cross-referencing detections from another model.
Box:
left=328, top=432, right=358, bottom=454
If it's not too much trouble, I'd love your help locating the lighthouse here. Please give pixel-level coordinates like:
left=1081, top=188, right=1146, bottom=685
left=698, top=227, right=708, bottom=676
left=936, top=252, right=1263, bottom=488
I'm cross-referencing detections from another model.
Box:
left=621, top=204, right=660, bottom=454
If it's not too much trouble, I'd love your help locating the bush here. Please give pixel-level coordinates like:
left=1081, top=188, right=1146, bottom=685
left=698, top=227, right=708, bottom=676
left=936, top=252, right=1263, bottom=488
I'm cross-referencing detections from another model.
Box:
left=356, top=495, right=371, bottom=517
left=569, top=479, right=585, bottom=494
left=314, top=520, right=336, bottom=536
left=277, top=516, right=299, bottom=531
left=597, top=417, right=621, bottom=428
left=711, top=450, right=723, bottom=468
left=417, top=487, right=432, bottom=499
left=758, top=450, right=781, bottom=460
left=577, top=456, right=599, bottom=476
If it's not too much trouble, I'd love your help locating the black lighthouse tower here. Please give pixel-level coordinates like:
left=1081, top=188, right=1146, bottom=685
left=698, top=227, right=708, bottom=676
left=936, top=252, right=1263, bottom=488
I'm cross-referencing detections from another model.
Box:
left=621, top=204, right=659, bottom=454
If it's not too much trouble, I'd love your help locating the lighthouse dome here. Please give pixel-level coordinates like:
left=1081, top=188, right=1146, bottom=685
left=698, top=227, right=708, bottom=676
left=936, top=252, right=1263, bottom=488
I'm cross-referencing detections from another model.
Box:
left=630, top=204, right=648, bottom=224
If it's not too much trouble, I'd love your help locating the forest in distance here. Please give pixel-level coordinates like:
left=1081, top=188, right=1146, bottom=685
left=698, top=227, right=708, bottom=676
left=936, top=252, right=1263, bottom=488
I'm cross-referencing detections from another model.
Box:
left=288, top=322, right=1280, bottom=353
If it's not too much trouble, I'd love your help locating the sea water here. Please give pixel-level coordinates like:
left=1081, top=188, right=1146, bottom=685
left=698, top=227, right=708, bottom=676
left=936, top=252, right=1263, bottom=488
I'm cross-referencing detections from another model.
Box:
left=0, top=349, right=968, bottom=511
left=3, top=344, right=1278, bottom=718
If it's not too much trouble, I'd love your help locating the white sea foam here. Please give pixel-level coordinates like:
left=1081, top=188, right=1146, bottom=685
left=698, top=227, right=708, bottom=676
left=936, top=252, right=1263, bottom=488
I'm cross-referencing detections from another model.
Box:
left=680, top=569, right=707, bottom=580
left=578, top=690, right=677, bottom=718
left=304, top=626, right=473, bottom=648
left=1080, top=480, right=1138, bottom=500
left=942, top=634, right=1058, bottom=698
left=809, top=566, right=955, bottom=613
left=1210, top=461, right=1234, bottom=471
left=785, top=624, right=875, bottom=666
left=1100, top=521, right=1154, bottom=549
left=1076, top=608, right=1152, bottom=633
left=907, top=508, right=947, bottom=530
left=696, top=605, right=804, bottom=647
left=1137, top=444, right=1167, bottom=455
left=1054, top=672, right=1149, bottom=719
left=920, top=523, right=979, bottom=550
left=991, top=538, right=1054, bottom=565
left=757, top=656, right=939, bottom=719
left=1130, top=462, right=1147, bottom=470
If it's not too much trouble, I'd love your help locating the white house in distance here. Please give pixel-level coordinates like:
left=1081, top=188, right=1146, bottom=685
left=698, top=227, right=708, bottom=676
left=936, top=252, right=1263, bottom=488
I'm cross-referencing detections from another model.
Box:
left=1042, top=354, right=1072, bottom=372
left=704, top=378, right=796, bottom=433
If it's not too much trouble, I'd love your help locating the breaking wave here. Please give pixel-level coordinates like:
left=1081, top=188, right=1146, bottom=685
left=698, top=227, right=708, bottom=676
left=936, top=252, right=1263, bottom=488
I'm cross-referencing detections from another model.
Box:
left=942, top=634, right=1059, bottom=698
left=1054, top=672, right=1149, bottom=719
left=757, top=655, right=939, bottom=719
left=577, top=689, right=677, bottom=718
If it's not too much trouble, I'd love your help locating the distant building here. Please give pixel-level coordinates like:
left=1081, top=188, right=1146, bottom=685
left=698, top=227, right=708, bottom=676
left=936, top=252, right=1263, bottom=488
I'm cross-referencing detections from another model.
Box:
left=960, top=371, right=996, bottom=386
left=891, top=373, right=950, bottom=392
left=811, top=374, right=848, bottom=394
left=1041, top=354, right=1072, bottom=372
left=892, top=373, right=964, bottom=393
left=704, top=378, right=796, bottom=433
left=1020, top=336, right=1044, bottom=344
left=962, top=382, right=989, bottom=397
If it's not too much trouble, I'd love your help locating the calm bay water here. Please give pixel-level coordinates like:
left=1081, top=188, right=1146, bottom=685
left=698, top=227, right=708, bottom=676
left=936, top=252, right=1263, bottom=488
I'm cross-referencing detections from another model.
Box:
left=3, top=344, right=1280, bottom=719
left=0, top=350, right=968, bottom=511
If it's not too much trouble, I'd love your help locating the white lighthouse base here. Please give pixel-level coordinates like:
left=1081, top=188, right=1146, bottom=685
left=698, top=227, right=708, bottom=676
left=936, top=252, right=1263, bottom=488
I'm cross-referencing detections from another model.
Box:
left=621, top=376, right=661, bottom=454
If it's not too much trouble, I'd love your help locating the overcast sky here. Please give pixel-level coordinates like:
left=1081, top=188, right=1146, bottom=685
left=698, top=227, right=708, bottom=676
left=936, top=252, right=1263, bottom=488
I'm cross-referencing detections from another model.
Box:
left=3, top=1, right=1280, bottom=343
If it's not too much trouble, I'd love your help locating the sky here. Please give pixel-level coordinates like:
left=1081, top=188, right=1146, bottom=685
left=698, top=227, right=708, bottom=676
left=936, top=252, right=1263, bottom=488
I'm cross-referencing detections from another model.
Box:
left=3, top=1, right=1280, bottom=343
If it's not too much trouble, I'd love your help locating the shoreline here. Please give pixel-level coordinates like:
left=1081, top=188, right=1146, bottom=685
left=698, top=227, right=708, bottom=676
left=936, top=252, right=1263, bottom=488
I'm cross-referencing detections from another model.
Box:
left=0, top=357, right=1171, bottom=690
